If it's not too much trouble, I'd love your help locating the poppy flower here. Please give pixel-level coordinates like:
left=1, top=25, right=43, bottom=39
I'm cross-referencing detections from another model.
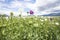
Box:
left=30, top=10, right=34, bottom=15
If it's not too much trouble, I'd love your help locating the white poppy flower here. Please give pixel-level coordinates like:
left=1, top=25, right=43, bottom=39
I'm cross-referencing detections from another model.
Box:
left=33, top=23, right=39, bottom=27
left=45, top=19, right=47, bottom=21
left=40, top=19, right=44, bottom=22
left=55, top=22, right=59, bottom=25
left=29, top=21, right=33, bottom=23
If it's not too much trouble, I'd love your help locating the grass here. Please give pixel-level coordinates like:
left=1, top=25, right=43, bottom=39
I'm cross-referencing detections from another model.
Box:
left=0, top=15, right=60, bottom=40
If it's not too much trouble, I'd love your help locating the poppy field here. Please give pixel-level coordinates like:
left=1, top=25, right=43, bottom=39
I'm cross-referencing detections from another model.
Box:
left=0, top=14, right=60, bottom=40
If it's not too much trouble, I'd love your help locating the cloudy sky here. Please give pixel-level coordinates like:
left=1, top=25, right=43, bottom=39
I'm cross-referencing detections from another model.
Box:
left=0, top=0, right=60, bottom=16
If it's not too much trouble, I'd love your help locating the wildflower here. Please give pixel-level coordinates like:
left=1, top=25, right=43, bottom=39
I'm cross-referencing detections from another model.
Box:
left=23, top=36, right=26, bottom=39
left=28, top=33, right=32, bottom=37
left=3, top=24, right=6, bottom=27
left=41, top=23, right=43, bottom=25
left=40, top=19, right=44, bottom=22
left=5, top=17, right=8, bottom=19
left=55, top=22, right=59, bottom=25
left=30, top=10, right=34, bottom=15
left=41, top=36, right=43, bottom=39
left=52, top=22, right=54, bottom=24
left=45, top=34, right=48, bottom=37
left=2, top=30, right=6, bottom=35
left=41, top=16, right=44, bottom=18
left=35, top=34, right=38, bottom=37
left=44, top=18, right=47, bottom=21
left=34, top=18, right=37, bottom=20
left=20, top=24, right=24, bottom=27
left=29, top=21, right=33, bottom=24
left=33, top=23, right=39, bottom=27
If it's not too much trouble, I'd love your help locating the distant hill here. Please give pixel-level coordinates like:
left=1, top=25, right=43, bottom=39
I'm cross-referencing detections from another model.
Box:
left=0, top=14, right=9, bottom=17
left=42, top=13, right=60, bottom=16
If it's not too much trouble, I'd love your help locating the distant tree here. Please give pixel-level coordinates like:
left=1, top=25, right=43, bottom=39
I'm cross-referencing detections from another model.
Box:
left=0, top=14, right=8, bottom=17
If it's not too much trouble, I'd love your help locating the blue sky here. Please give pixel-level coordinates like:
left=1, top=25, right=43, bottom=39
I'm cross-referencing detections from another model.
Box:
left=0, top=0, right=60, bottom=16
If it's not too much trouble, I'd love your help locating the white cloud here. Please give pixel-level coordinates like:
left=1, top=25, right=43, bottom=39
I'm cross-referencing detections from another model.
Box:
left=35, top=0, right=60, bottom=15
left=0, top=0, right=25, bottom=16
left=24, top=0, right=31, bottom=1
left=24, top=0, right=58, bottom=15
left=35, top=0, right=57, bottom=6
left=0, top=0, right=5, bottom=2
left=0, top=9, right=21, bottom=16
left=0, top=0, right=60, bottom=16
left=6, top=1, right=23, bottom=8
left=0, top=10, right=11, bottom=15
left=24, top=3, right=37, bottom=10
left=39, top=5, right=60, bottom=15
left=53, top=6, right=60, bottom=10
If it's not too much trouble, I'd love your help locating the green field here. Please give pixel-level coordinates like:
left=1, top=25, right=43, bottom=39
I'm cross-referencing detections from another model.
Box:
left=0, top=14, right=60, bottom=40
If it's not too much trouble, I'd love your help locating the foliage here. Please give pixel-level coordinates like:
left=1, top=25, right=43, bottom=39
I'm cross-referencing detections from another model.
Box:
left=0, top=15, right=60, bottom=40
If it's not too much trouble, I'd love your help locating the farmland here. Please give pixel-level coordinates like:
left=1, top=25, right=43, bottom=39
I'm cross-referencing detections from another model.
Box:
left=0, top=14, right=60, bottom=40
